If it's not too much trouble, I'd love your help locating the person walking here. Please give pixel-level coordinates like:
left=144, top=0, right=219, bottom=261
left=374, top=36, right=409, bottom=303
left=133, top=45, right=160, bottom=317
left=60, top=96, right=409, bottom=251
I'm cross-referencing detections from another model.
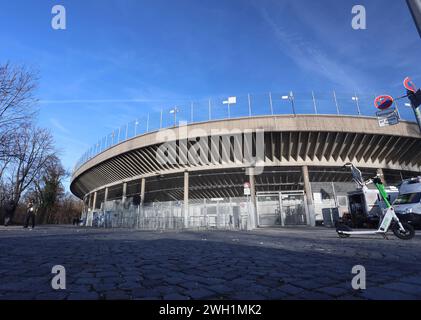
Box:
left=3, top=200, right=15, bottom=226
left=24, top=199, right=37, bottom=229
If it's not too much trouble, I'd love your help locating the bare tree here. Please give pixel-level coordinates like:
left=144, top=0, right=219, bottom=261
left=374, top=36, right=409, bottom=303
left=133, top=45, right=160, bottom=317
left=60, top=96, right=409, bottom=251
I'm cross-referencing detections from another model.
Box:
left=0, top=62, right=38, bottom=162
left=33, top=155, right=67, bottom=224
left=0, top=62, right=78, bottom=225
left=6, top=125, right=56, bottom=214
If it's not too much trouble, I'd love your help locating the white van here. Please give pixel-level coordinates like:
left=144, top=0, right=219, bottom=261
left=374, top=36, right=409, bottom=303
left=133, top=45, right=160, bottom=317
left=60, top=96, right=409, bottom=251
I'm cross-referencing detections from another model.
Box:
left=393, top=177, right=421, bottom=227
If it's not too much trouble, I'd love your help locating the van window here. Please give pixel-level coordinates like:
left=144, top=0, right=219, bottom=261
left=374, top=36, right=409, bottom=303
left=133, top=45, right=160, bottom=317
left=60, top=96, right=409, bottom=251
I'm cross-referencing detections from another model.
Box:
left=394, top=193, right=421, bottom=205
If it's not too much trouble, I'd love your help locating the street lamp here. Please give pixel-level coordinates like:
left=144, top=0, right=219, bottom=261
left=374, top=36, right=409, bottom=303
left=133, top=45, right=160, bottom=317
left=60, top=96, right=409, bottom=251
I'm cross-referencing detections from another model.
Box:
left=282, top=91, right=296, bottom=116
left=134, top=120, right=140, bottom=136
left=223, top=96, right=237, bottom=118
left=169, top=107, right=179, bottom=127
left=352, top=95, right=361, bottom=115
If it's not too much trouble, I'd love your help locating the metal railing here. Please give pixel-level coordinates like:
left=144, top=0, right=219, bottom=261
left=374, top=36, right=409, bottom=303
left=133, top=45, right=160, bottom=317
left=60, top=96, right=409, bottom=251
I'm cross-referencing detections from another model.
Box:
left=73, top=91, right=416, bottom=173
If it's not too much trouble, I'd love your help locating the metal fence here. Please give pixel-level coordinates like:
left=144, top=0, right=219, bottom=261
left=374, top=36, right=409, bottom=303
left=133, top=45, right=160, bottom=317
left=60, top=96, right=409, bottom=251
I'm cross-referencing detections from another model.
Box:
left=74, top=91, right=417, bottom=173
left=82, top=197, right=252, bottom=231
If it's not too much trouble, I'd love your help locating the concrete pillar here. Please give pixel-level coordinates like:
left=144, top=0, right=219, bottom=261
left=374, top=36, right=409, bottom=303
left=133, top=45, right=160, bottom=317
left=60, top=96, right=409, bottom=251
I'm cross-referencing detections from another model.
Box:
left=92, top=191, right=98, bottom=211
left=302, top=165, right=315, bottom=227
left=103, top=187, right=109, bottom=211
left=88, top=193, right=93, bottom=210
left=184, top=171, right=189, bottom=228
left=140, top=178, right=146, bottom=206
left=247, top=167, right=258, bottom=229
left=122, top=182, right=127, bottom=203
left=377, top=168, right=386, bottom=185
left=104, top=188, right=109, bottom=202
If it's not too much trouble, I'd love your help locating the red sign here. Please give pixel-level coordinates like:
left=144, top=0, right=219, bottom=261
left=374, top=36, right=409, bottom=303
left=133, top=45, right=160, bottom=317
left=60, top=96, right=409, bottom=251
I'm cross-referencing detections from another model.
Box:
left=374, top=95, right=394, bottom=110
left=404, top=77, right=417, bottom=93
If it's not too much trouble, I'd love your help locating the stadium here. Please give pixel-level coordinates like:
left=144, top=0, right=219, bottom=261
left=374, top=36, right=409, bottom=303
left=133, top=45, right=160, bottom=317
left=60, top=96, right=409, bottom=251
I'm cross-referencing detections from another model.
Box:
left=70, top=93, right=421, bottom=230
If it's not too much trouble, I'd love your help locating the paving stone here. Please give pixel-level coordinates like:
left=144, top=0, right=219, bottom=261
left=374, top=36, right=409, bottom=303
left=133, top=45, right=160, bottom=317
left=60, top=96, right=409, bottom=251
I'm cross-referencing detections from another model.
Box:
left=380, top=282, right=421, bottom=296
left=35, top=291, right=68, bottom=300
left=186, top=288, right=216, bottom=299
left=230, top=291, right=267, bottom=300
left=359, top=287, right=417, bottom=300
left=67, top=291, right=99, bottom=300
left=104, top=290, right=131, bottom=300
left=163, top=293, right=190, bottom=300
left=279, top=284, right=305, bottom=295
left=1, top=225, right=421, bottom=300
left=207, top=284, right=234, bottom=295
left=316, top=286, right=352, bottom=297
left=400, top=275, right=421, bottom=286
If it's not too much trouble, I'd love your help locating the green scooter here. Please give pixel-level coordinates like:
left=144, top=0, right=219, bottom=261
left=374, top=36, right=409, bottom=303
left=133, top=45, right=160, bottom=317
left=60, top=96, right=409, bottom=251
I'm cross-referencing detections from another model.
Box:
left=336, top=163, right=415, bottom=240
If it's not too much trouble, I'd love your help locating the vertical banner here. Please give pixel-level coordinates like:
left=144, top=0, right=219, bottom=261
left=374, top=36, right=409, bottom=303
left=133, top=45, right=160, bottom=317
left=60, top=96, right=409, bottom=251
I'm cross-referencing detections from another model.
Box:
left=407, top=0, right=421, bottom=37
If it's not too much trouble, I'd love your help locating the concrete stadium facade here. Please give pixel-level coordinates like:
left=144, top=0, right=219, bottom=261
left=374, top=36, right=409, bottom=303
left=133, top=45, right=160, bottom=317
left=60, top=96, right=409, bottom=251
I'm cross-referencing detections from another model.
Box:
left=71, top=115, right=421, bottom=230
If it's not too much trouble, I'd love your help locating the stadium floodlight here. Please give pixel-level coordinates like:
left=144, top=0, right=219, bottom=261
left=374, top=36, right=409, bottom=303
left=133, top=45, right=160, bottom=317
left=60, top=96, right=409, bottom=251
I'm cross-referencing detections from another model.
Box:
left=352, top=95, right=361, bottom=115
left=222, top=96, right=237, bottom=118
left=169, top=107, right=179, bottom=127
left=281, top=92, right=296, bottom=116
left=134, top=120, right=140, bottom=136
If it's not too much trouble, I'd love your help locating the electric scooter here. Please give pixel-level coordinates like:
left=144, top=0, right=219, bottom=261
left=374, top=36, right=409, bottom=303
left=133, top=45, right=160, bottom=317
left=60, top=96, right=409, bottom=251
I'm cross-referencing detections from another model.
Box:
left=336, top=163, right=415, bottom=240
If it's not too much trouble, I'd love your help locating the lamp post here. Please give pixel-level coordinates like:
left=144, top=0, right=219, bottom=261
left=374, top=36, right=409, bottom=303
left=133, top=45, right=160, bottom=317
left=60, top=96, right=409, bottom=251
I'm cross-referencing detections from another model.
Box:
left=282, top=91, right=296, bottom=116
left=311, top=91, right=318, bottom=114
left=352, top=94, right=361, bottom=115
left=134, top=119, right=139, bottom=136
left=223, top=97, right=237, bottom=119
left=169, top=107, right=179, bottom=127
left=333, top=91, right=340, bottom=115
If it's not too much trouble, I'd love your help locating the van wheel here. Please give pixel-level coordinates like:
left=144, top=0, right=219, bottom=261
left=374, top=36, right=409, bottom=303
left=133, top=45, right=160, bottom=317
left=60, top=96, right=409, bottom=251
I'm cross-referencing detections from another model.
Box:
left=392, top=222, right=415, bottom=240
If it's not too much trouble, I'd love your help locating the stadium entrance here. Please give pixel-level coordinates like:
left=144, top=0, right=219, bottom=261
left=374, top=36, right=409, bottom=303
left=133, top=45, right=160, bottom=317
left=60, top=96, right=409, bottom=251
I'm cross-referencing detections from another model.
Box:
left=256, top=191, right=308, bottom=227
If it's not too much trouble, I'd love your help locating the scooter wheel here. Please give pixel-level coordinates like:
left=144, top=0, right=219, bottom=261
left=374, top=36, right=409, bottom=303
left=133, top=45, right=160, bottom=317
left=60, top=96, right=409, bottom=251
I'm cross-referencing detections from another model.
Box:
left=338, top=233, right=350, bottom=238
left=392, top=222, right=415, bottom=240
left=336, top=224, right=352, bottom=238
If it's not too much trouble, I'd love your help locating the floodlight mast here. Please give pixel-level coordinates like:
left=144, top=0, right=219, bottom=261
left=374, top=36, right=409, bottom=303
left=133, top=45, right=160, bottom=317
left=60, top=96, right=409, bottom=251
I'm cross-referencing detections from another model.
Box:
left=223, top=97, right=237, bottom=119
left=282, top=92, right=296, bottom=116
left=170, top=107, right=179, bottom=127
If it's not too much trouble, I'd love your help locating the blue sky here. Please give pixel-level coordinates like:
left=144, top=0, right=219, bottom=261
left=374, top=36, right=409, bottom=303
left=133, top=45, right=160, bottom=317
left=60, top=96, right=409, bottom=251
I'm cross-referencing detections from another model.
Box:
left=0, top=0, right=420, bottom=190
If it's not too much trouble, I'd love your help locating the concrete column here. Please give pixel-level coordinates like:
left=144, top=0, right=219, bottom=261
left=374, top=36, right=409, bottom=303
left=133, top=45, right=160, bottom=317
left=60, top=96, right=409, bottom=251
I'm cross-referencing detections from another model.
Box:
left=377, top=168, right=386, bottom=185
left=92, top=191, right=98, bottom=211
left=302, top=165, right=315, bottom=227
left=184, top=171, right=189, bottom=228
left=101, top=188, right=109, bottom=211
left=88, top=193, right=93, bottom=210
left=247, top=167, right=258, bottom=229
left=122, top=182, right=127, bottom=203
left=140, top=178, right=146, bottom=206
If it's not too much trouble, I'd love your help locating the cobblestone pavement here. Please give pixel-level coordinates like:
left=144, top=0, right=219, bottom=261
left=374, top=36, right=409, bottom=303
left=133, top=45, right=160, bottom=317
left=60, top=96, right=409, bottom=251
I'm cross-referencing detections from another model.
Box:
left=0, top=225, right=421, bottom=300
